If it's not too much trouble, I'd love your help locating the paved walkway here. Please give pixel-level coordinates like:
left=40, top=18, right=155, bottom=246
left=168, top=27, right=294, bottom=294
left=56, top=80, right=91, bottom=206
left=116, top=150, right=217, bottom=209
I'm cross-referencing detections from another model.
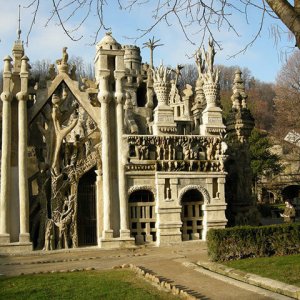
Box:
left=0, top=241, right=293, bottom=299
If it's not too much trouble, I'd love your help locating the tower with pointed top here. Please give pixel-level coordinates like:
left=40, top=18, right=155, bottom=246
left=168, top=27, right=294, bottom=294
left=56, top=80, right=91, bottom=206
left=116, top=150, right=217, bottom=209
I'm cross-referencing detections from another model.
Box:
left=225, top=69, right=255, bottom=226
left=0, top=9, right=32, bottom=251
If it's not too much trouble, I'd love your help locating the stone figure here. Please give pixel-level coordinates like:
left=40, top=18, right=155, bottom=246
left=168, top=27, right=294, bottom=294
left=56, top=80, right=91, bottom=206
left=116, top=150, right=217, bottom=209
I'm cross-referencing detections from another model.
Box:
left=183, top=144, right=190, bottom=160
left=70, top=134, right=85, bottom=166
left=195, top=48, right=205, bottom=78
left=62, top=47, right=68, bottom=65
left=70, top=65, right=77, bottom=80
left=183, top=84, right=193, bottom=98
left=124, top=93, right=138, bottom=134
left=201, top=38, right=219, bottom=84
left=221, top=141, right=228, bottom=155
left=43, top=218, right=54, bottom=251
left=206, top=38, right=216, bottom=75
left=56, top=47, right=69, bottom=73
left=206, top=141, right=213, bottom=160
left=53, top=194, right=74, bottom=249
left=48, top=64, right=56, bottom=80
left=80, top=76, right=99, bottom=90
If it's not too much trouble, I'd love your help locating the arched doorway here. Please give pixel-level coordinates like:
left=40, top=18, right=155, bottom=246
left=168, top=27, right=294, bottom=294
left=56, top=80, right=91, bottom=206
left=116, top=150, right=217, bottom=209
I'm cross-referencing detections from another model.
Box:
left=181, top=189, right=204, bottom=241
left=77, top=168, right=97, bottom=246
left=128, top=189, right=156, bottom=244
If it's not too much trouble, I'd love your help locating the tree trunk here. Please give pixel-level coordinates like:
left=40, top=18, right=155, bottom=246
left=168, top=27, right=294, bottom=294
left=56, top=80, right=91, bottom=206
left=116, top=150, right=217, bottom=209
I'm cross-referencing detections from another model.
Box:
left=266, top=0, right=300, bottom=48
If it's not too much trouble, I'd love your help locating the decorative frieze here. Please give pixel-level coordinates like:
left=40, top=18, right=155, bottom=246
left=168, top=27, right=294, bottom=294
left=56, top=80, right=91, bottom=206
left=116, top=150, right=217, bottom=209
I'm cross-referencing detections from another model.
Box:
left=126, top=135, right=227, bottom=172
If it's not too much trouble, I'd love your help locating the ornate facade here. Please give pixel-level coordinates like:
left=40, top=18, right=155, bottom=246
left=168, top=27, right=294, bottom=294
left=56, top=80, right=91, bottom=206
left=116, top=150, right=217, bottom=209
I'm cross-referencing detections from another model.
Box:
left=0, top=32, right=253, bottom=253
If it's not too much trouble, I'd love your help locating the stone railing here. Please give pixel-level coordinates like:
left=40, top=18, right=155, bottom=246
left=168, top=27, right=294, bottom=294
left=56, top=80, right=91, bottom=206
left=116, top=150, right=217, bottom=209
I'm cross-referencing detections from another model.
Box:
left=125, top=135, right=227, bottom=172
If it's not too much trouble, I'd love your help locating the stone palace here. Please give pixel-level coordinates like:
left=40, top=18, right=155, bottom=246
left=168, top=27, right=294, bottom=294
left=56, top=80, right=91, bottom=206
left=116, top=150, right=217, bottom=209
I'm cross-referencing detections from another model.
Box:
left=0, top=32, right=255, bottom=253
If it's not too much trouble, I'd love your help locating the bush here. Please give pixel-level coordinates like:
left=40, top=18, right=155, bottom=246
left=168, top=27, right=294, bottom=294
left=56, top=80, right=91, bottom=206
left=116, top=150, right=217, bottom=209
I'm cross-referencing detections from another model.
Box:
left=207, top=223, right=300, bottom=261
left=257, top=203, right=285, bottom=218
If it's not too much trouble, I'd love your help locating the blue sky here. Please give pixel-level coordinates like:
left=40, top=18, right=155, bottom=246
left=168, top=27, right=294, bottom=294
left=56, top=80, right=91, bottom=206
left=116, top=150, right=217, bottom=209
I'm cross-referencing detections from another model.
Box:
left=0, top=1, right=296, bottom=83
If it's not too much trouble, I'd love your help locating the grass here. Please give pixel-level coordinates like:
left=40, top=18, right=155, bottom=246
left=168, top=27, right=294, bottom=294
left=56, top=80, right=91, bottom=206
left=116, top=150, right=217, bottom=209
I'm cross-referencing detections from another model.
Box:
left=0, top=269, right=179, bottom=300
left=224, top=254, right=300, bottom=287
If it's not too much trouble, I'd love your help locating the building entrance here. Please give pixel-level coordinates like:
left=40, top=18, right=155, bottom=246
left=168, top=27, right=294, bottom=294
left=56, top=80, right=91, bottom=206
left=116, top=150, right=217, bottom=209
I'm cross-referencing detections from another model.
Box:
left=128, top=190, right=156, bottom=244
left=77, top=169, right=97, bottom=246
left=181, top=189, right=204, bottom=241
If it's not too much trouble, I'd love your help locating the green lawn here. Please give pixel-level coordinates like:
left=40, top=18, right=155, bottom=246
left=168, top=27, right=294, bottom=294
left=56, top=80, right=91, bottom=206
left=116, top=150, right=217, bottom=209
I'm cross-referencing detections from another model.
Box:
left=224, top=254, right=300, bottom=287
left=0, top=269, right=179, bottom=300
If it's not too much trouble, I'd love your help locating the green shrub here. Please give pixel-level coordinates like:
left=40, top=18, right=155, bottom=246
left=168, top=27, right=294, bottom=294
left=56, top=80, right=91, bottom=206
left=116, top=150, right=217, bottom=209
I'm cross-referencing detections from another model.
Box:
left=257, top=203, right=284, bottom=218
left=207, top=223, right=300, bottom=261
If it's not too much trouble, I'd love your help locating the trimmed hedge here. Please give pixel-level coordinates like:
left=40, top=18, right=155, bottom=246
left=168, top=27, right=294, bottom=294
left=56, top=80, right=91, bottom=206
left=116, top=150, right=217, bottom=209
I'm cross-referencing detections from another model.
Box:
left=206, top=223, right=300, bottom=261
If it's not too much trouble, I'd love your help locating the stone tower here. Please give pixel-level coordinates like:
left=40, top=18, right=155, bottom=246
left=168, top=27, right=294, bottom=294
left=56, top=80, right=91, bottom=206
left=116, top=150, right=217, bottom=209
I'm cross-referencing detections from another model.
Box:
left=123, top=45, right=142, bottom=106
left=0, top=33, right=32, bottom=250
left=226, top=69, right=256, bottom=225
left=94, top=32, right=134, bottom=247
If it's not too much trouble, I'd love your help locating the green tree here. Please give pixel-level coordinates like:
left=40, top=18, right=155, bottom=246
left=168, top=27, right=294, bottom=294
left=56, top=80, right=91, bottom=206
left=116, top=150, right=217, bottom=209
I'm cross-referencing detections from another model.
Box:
left=249, top=128, right=283, bottom=188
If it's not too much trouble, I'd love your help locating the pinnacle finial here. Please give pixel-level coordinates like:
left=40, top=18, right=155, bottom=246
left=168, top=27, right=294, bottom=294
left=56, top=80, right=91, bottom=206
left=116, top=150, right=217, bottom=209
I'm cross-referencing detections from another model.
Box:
left=17, top=4, right=22, bottom=40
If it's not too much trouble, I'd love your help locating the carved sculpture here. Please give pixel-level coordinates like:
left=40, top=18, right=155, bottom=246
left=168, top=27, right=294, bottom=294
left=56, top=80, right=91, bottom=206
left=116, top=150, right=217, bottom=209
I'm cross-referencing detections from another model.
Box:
left=56, top=47, right=69, bottom=73
left=48, top=64, right=56, bottom=80
left=51, top=94, right=78, bottom=176
left=124, top=92, right=138, bottom=134
left=80, top=76, right=99, bottom=90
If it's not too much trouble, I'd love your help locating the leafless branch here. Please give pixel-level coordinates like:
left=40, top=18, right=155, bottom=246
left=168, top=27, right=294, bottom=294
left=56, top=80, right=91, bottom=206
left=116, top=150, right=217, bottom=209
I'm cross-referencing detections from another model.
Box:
left=24, top=0, right=40, bottom=46
left=21, top=0, right=297, bottom=56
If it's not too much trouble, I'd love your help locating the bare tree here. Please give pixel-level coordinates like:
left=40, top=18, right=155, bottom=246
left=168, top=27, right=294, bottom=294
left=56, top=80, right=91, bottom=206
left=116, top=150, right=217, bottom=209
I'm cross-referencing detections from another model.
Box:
left=23, top=1, right=300, bottom=53
left=272, top=50, right=300, bottom=139
left=68, top=56, right=94, bottom=79
left=177, top=64, right=198, bottom=89
left=247, top=81, right=275, bottom=131
left=31, top=59, right=52, bottom=80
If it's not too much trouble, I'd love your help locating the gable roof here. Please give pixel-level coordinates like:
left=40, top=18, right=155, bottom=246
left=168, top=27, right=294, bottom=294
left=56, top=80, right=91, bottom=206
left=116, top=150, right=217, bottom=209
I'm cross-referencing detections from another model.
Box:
left=28, top=72, right=100, bottom=127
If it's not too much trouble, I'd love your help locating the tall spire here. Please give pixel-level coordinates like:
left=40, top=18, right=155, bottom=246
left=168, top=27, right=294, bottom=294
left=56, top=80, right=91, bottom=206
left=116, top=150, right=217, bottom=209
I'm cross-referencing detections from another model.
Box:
left=12, top=5, right=24, bottom=73
left=17, top=4, right=22, bottom=40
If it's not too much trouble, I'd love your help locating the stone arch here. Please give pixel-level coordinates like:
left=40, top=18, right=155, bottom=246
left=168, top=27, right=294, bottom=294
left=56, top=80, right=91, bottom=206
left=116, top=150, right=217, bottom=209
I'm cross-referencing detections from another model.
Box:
left=128, top=185, right=156, bottom=198
left=127, top=186, right=156, bottom=244
left=178, top=185, right=210, bottom=204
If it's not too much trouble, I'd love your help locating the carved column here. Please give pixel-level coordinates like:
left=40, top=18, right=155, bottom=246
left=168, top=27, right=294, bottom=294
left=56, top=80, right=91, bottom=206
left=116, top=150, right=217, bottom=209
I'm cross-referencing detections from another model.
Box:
left=17, top=56, right=30, bottom=243
left=0, top=56, right=13, bottom=244
left=115, top=70, right=131, bottom=238
left=98, top=70, right=113, bottom=239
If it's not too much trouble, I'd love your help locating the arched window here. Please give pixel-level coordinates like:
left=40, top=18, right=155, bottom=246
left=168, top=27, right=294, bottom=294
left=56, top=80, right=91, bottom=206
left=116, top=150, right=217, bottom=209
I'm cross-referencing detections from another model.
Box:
left=128, top=190, right=156, bottom=244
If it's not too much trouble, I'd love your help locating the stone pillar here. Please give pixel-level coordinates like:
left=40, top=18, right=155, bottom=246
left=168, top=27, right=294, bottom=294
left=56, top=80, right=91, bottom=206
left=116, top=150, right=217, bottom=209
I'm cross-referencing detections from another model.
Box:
left=95, top=170, right=103, bottom=244
left=115, top=70, right=131, bottom=239
left=98, top=70, right=113, bottom=239
left=206, top=178, right=213, bottom=197
left=218, top=177, right=226, bottom=200
left=0, top=56, right=13, bottom=244
left=17, top=56, right=31, bottom=243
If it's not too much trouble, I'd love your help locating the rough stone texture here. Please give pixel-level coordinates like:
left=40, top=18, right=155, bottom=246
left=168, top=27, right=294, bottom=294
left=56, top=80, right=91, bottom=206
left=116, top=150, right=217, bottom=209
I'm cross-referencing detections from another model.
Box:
left=225, top=69, right=256, bottom=226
